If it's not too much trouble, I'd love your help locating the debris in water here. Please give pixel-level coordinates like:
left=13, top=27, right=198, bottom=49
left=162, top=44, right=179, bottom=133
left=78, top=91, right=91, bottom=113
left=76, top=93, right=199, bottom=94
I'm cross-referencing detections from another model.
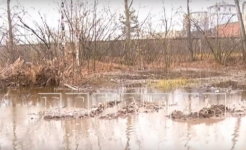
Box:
left=42, top=100, right=171, bottom=120
left=169, top=104, right=246, bottom=120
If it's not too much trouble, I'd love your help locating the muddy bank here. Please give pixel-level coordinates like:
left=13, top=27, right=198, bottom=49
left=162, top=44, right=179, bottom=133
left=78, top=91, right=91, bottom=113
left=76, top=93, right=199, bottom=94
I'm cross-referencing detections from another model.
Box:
left=72, top=66, right=246, bottom=92
left=72, top=68, right=224, bottom=90
left=211, top=80, right=246, bottom=89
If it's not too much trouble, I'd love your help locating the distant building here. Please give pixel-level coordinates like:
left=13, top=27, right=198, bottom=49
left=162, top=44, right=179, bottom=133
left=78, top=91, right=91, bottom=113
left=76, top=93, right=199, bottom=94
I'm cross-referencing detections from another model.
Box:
left=207, top=1, right=237, bottom=29
left=242, top=1, right=246, bottom=31
left=182, top=1, right=241, bottom=38
left=216, top=21, right=240, bottom=37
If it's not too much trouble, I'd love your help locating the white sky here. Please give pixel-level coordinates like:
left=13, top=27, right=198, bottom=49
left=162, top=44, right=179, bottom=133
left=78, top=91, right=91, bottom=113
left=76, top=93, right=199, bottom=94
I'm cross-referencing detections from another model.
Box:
left=1, top=0, right=241, bottom=27
left=0, top=0, right=244, bottom=43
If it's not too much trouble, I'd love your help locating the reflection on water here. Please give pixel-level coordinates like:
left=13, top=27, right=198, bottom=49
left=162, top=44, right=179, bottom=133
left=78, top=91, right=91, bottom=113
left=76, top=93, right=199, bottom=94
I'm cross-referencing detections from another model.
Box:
left=0, top=88, right=246, bottom=149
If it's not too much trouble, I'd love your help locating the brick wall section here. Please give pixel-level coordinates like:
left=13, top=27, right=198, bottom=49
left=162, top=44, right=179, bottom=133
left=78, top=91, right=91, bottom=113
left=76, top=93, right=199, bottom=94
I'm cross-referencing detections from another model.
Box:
left=216, top=22, right=240, bottom=37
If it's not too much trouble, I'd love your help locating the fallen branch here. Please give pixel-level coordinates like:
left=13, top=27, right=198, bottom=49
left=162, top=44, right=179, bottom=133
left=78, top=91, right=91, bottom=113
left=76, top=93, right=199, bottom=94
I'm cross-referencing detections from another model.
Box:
left=64, top=83, right=79, bottom=90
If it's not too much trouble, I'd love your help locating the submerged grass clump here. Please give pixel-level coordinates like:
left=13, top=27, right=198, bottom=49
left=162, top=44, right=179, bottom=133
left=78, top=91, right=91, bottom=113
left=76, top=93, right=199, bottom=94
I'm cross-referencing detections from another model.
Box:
left=150, top=78, right=196, bottom=91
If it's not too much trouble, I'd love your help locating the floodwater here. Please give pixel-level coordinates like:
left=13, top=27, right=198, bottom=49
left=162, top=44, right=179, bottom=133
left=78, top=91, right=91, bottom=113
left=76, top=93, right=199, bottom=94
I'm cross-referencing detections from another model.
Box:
left=0, top=87, right=246, bottom=150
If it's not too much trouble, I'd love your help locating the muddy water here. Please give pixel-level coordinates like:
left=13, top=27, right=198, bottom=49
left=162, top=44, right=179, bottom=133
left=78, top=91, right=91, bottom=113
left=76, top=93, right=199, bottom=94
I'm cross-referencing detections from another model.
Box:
left=0, top=88, right=246, bottom=150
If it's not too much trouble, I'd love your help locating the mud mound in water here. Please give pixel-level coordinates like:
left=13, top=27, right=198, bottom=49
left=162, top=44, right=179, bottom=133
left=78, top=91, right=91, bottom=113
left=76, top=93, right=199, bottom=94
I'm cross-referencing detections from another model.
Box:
left=212, top=80, right=238, bottom=89
left=43, top=100, right=121, bottom=120
left=42, top=101, right=168, bottom=120
left=169, top=104, right=246, bottom=120
left=99, top=102, right=163, bottom=119
left=198, top=105, right=229, bottom=118
left=0, top=58, right=59, bottom=89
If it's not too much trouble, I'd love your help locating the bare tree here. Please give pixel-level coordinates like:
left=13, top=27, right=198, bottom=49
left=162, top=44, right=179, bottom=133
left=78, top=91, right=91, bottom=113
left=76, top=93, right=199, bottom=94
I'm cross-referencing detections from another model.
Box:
left=0, top=1, right=26, bottom=64
left=123, top=0, right=130, bottom=41
left=60, top=0, right=120, bottom=75
left=120, top=0, right=139, bottom=65
left=234, top=0, right=246, bottom=60
left=18, top=12, right=58, bottom=62
left=120, top=0, right=139, bottom=40
left=191, top=16, right=239, bottom=65
left=7, top=0, right=15, bottom=63
left=186, top=0, right=194, bottom=61
left=148, top=4, right=180, bottom=70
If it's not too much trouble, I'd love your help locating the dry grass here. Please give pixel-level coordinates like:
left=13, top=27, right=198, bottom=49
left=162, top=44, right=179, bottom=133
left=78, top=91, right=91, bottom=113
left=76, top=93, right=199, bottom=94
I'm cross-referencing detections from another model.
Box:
left=82, top=60, right=130, bottom=74
left=174, top=59, right=223, bottom=69
left=1, top=52, right=245, bottom=88
left=60, top=60, right=132, bottom=85
left=149, top=78, right=196, bottom=91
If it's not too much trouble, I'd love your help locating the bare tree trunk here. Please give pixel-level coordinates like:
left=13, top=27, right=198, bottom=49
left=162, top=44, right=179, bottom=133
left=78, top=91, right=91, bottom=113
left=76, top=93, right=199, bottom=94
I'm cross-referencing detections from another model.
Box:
left=93, top=0, right=97, bottom=71
left=73, top=0, right=80, bottom=67
left=187, top=0, right=193, bottom=61
left=235, top=0, right=246, bottom=60
left=7, top=0, right=15, bottom=63
left=124, top=0, right=133, bottom=65
left=75, top=39, right=80, bottom=66
left=60, top=1, right=65, bottom=63
left=124, top=0, right=131, bottom=41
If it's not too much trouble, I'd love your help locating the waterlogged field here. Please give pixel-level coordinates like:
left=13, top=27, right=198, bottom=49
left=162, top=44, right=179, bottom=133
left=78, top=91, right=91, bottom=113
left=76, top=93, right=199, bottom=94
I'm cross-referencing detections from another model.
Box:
left=0, top=87, right=246, bottom=150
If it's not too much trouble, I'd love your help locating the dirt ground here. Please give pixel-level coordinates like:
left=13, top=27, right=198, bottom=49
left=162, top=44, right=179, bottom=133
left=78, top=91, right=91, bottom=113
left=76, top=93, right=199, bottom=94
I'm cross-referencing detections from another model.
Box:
left=75, top=63, right=246, bottom=92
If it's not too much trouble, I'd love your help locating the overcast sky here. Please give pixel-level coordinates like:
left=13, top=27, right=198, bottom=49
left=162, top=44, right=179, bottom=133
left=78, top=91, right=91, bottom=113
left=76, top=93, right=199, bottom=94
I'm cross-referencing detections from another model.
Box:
left=0, top=0, right=244, bottom=43
left=1, top=0, right=240, bottom=29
